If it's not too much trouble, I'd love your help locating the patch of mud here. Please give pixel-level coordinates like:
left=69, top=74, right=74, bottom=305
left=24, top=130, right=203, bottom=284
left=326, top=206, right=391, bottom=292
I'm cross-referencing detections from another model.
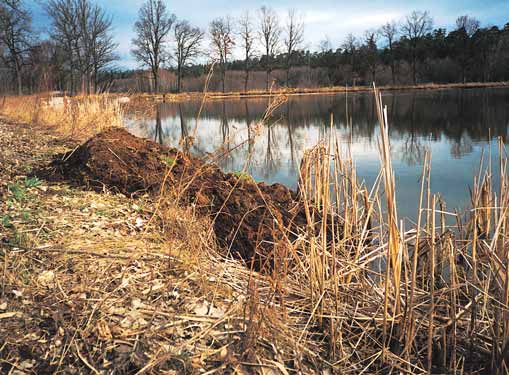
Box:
left=46, top=128, right=177, bottom=194
left=44, top=128, right=310, bottom=268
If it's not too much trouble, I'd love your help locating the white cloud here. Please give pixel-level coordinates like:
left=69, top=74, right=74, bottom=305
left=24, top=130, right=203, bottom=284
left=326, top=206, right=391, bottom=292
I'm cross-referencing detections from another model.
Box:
left=87, top=0, right=509, bottom=69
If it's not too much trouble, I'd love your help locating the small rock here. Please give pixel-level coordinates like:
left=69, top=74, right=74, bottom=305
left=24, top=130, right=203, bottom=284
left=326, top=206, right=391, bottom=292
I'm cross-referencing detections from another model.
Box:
left=135, top=217, right=144, bottom=228
left=37, top=270, right=55, bottom=287
left=12, top=290, right=23, bottom=298
left=193, top=301, right=209, bottom=316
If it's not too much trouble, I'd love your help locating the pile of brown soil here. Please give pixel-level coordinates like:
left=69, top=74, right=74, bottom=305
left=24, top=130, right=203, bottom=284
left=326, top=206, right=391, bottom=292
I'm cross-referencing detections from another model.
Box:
left=47, top=127, right=177, bottom=194
left=46, top=128, right=310, bottom=268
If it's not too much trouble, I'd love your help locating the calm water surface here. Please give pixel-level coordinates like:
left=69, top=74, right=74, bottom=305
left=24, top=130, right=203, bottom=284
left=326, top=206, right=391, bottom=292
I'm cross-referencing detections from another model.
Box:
left=126, top=88, right=509, bottom=220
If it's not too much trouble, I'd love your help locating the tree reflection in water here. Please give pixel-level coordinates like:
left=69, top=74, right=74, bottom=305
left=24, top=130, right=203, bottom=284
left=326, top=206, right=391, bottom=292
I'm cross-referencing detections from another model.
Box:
left=125, top=88, right=509, bottom=217
left=219, top=101, right=234, bottom=170
left=178, top=103, right=193, bottom=153
left=285, top=101, right=297, bottom=173
left=245, top=100, right=255, bottom=164
left=263, top=106, right=282, bottom=179
left=450, top=134, right=474, bottom=158
left=400, top=132, right=426, bottom=166
left=154, top=106, right=163, bottom=145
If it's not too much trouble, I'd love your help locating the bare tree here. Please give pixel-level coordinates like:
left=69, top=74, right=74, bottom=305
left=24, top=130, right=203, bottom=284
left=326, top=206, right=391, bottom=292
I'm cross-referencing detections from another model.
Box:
left=319, top=37, right=336, bottom=86
left=47, top=0, right=117, bottom=94
left=319, top=37, right=332, bottom=53
left=237, top=11, right=255, bottom=92
left=0, top=0, right=33, bottom=95
left=452, top=15, right=480, bottom=83
left=258, top=6, right=280, bottom=91
left=81, top=1, right=117, bottom=93
left=174, top=20, right=203, bottom=93
left=363, top=30, right=378, bottom=83
left=131, top=0, right=175, bottom=93
left=342, top=33, right=358, bottom=85
left=380, top=21, right=398, bottom=84
left=26, top=40, right=59, bottom=92
left=283, top=9, right=304, bottom=87
left=209, top=16, right=234, bottom=93
left=74, top=0, right=93, bottom=93
left=401, top=10, right=433, bottom=84
left=46, top=0, right=79, bottom=93
left=456, top=15, right=480, bottom=37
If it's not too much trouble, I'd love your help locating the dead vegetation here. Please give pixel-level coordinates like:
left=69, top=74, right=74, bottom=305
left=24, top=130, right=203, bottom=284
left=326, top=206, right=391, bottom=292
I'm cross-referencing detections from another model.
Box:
left=134, top=81, right=509, bottom=102
left=0, top=119, right=277, bottom=374
left=0, top=94, right=124, bottom=139
left=1, top=88, right=509, bottom=375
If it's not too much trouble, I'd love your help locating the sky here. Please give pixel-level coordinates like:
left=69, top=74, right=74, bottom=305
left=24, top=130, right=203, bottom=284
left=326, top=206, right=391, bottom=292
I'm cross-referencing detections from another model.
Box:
left=27, top=0, right=509, bottom=69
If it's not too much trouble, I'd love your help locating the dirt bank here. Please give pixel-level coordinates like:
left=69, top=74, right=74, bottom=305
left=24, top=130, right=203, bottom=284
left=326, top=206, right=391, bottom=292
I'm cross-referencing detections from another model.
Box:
left=45, top=128, right=309, bottom=268
left=141, top=81, right=509, bottom=102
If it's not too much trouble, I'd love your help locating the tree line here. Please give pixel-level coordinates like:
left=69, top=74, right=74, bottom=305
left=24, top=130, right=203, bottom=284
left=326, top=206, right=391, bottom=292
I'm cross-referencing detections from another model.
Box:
left=201, top=10, right=509, bottom=91
left=0, top=0, right=508, bottom=95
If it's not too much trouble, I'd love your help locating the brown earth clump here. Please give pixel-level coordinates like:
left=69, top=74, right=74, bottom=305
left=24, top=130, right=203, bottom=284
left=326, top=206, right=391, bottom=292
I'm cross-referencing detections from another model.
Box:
left=45, top=128, right=309, bottom=268
left=46, top=127, right=176, bottom=194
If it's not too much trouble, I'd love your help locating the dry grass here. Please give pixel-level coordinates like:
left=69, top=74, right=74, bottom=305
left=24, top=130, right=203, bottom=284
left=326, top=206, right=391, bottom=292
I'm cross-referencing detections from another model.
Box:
left=257, top=87, right=509, bottom=374
left=139, top=86, right=509, bottom=373
left=1, top=88, right=509, bottom=374
left=0, top=94, right=124, bottom=138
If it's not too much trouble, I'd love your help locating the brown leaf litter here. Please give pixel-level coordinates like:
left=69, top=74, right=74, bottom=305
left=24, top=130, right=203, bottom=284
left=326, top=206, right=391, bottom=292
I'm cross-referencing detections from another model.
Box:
left=0, top=119, right=324, bottom=374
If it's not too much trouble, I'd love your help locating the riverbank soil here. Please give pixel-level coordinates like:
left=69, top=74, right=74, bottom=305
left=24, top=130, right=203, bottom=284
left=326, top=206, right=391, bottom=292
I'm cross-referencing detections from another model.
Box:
left=0, top=115, right=500, bottom=374
left=0, top=119, right=312, bottom=374
left=46, top=127, right=308, bottom=269
left=141, top=81, right=509, bottom=102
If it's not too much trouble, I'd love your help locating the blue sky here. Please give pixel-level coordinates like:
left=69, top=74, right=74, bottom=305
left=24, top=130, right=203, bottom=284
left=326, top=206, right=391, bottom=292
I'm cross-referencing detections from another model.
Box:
left=27, top=0, right=509, bottom=69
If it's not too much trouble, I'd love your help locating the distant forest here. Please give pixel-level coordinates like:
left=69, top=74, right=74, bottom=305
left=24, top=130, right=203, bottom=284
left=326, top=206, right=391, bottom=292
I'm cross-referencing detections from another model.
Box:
left=0, top=0, right=508, bottom=94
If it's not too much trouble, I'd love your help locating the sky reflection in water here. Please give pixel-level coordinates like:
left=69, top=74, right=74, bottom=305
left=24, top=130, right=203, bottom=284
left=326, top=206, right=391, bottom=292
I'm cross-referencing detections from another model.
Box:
left=126, top=88, right=509, bottom=220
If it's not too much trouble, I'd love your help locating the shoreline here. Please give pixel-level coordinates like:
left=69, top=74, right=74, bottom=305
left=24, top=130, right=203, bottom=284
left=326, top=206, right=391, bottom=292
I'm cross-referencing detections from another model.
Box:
left=140, top=81, right=509, bottom=102
left=1, top=95, right=508, bottom=373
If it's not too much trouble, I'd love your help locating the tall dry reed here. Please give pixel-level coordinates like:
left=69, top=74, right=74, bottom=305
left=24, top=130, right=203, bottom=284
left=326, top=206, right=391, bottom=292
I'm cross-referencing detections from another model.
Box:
left=4, top=85, right=508, bottom=374
left=224, top=87, right=509, bottom=374
left=0, top=94, right=124, bottom=138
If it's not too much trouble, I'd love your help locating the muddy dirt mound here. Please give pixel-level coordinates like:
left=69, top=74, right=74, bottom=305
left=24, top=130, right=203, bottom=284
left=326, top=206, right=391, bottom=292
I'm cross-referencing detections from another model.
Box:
left=49, top=127, right=181, bottom=195
left=46, top=128, right=311, bottom=269
left=180, top=170, right=308, bottom=267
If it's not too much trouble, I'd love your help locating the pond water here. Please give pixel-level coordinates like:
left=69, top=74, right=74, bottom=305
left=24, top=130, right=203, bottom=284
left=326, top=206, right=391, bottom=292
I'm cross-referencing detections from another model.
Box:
left=126, top=88, right=509, bottom=220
